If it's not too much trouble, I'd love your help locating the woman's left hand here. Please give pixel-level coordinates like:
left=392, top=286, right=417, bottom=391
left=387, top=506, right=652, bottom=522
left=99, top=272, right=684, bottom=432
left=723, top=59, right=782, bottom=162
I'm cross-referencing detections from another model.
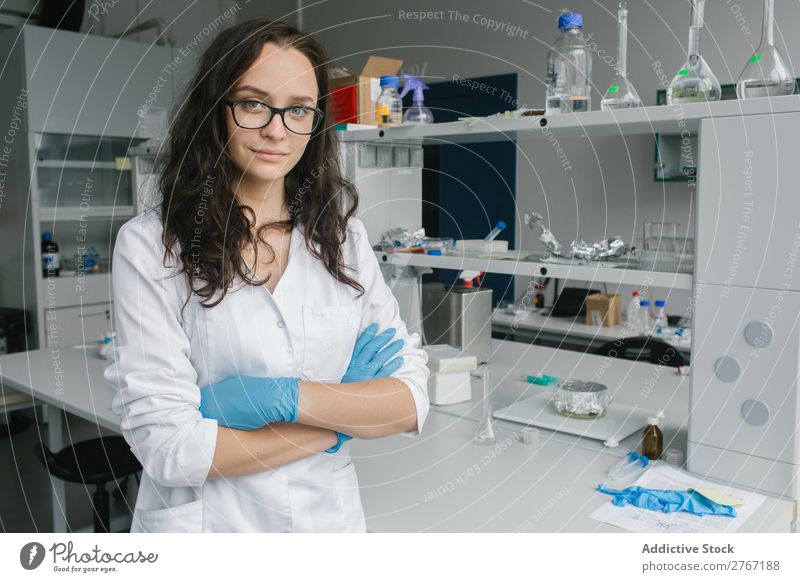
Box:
left=199, top=376, right=300, bottom=429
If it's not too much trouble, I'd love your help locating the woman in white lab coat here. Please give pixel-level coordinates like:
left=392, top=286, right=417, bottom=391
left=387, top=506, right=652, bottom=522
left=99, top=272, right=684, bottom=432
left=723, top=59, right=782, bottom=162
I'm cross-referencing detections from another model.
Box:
left=105, top=19, right=430, bottom=532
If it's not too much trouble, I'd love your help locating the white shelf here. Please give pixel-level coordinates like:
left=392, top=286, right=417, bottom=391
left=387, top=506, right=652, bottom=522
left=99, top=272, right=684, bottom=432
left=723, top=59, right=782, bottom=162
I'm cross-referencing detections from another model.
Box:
left=339, top=95, right=800, bottom=144
left=39, top=206, right=134, bottom=221
left=375, top=250, right=693, bottom=290
left=37, top=160, right=121, bottom=170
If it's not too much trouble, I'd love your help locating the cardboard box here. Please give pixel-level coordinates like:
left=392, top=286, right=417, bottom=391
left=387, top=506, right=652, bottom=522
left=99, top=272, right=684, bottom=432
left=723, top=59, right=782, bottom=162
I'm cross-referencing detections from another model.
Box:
left=586, top=293, right=621, bottom=327
left=329, top=56, right=403, bottom=125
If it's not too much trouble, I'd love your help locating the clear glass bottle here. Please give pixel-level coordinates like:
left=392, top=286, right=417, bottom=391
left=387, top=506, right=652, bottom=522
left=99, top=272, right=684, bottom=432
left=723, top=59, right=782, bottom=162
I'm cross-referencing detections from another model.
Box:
left=653, top=300, right=668, bottom=333
left=736, top=0, right=795, bottom=99
left=545, top=12, right=592, bottom=114
left=474, top=365, right=497, bottom=445
left=667, top=0, right=721, bottom=105
left=601, top=1, right=642, bottom=110
left=375, top=76, right=402, bottom=127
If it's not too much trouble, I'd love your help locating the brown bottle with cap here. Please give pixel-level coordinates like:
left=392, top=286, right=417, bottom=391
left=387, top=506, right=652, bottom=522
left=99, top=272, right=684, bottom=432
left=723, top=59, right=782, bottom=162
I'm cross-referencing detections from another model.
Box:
left=641, top=416, right=663, bottom=460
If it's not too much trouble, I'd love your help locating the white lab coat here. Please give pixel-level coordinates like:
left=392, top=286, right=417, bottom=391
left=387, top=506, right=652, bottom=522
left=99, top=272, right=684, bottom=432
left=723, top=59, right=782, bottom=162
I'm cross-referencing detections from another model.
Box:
left=104, top=209, right=430, bottom=532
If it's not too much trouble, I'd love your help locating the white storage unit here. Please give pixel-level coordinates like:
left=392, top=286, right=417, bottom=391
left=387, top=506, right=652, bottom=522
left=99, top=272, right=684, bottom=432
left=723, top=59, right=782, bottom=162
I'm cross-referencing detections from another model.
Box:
left=0, top=25, right=183, bottom=352
left=338, top=96, right=800, bottom=517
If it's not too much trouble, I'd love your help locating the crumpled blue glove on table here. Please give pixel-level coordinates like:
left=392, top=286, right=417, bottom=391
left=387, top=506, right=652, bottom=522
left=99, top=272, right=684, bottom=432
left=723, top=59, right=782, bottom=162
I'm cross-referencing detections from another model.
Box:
left=597, top=484, right=737, bottom=517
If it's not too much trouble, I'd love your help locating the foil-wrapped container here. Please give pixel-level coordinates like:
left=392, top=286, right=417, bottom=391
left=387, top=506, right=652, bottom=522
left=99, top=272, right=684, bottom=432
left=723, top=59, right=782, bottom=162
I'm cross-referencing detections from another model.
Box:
left=552, top=380, right=611, bottom=418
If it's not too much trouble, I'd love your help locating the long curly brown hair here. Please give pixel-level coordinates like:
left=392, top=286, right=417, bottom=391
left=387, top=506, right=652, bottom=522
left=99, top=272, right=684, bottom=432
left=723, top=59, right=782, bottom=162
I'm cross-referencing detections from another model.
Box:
left=159, top=19, right=362, bottom=307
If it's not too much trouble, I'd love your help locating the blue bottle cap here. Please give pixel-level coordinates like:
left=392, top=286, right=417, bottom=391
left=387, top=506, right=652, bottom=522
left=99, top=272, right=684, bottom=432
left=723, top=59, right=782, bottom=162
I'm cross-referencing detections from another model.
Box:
left=427, top=248, right=442, bottom=255
left=655, top=300, right=666, bottom=308
left=380, top=75, right=400, bottom=87
left=558, top=12, right=583, bottom=30
left=640, top=300, right=651, bottom=307
left=42, top=232, right=52, bottom=241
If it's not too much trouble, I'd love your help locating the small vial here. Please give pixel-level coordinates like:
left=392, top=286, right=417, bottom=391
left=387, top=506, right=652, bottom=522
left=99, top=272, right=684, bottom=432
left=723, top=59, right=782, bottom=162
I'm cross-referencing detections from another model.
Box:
left=522, top=427, right=540, bottom=446
left=664, top=448, right=685, bottom=467
left=641, top=416, right=663, bottom=460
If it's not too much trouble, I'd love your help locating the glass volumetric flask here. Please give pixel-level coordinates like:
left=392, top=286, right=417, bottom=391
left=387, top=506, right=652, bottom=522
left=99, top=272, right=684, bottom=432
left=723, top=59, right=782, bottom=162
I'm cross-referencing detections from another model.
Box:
left=736, top=0, right=795, bottom=99
left=667, top=0, right=720, bottom=105
left=474, top=365, right=497, bottom=445
left=602, top=1, right=642, bottom=110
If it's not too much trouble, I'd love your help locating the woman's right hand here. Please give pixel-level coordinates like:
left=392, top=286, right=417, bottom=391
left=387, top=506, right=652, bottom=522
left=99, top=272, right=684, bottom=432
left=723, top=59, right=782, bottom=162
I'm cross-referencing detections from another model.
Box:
left=340, top=322, right=405, bottom=383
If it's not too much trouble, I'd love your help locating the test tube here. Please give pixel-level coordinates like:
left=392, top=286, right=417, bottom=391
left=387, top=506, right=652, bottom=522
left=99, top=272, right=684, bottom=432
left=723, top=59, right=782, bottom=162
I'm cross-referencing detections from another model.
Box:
left=483, top=221, right=507, bottom=241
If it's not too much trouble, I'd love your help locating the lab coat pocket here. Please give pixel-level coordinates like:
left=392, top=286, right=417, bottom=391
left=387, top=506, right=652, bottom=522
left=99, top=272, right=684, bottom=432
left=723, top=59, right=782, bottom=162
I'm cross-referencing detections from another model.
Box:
left=134, top=498, right=204, bottom=533
left=301, top=305, right=358, bottom=382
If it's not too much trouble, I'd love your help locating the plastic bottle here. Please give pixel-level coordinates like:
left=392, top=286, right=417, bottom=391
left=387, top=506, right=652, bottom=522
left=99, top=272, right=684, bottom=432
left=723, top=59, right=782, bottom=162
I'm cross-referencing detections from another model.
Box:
left=638, top=299, right=652, bottom=335
left=653, top=300, right=668, bottom=334
left=545, top=12, right=592, bottom=115
left=375, top=76, right=402, bottom=128
left=399, top=74, right=433, bottom=124
left=641, top=416, right=663, bottom=460
left=626, top=290, right=641, bottom=330
left=41, top=232, right=60, bottom=277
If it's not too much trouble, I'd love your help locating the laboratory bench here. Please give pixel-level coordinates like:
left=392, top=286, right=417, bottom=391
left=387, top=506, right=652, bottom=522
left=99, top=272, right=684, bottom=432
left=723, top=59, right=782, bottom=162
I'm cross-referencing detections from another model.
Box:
left=0, top=340, right=794, bottom=533
left=349, top=339, right=794, bottom=533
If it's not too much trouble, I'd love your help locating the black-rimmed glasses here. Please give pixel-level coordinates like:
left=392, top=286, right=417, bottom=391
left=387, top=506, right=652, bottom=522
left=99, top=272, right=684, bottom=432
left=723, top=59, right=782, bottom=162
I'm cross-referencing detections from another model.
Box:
left=225, top=99, right=324, bottom=135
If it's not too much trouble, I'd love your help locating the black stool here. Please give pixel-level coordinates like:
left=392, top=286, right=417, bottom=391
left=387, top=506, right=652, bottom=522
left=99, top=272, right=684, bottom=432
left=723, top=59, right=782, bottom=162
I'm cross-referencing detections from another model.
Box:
left=35, top=436, right=142, bottom=532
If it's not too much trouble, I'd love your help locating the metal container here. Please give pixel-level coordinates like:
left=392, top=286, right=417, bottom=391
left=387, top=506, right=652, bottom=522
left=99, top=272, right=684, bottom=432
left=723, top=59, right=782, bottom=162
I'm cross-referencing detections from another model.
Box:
left=422, top=283, right=492, bottom=363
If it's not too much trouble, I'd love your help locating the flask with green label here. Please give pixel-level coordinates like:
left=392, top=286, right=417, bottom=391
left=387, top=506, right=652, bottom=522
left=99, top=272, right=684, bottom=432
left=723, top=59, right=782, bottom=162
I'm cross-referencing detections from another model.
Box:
left=667, top=0, right=720, bottom=105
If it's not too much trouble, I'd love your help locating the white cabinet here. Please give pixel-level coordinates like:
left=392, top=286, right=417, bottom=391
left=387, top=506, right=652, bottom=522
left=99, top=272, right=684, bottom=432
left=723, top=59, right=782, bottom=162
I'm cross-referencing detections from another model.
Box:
left=0, top=24, right=182, bottom=351
left=23, top=25, right=176, bottom=137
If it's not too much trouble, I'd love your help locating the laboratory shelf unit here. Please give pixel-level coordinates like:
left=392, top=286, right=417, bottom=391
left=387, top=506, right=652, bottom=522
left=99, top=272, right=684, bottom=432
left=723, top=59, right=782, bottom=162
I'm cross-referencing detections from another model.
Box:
left=374, top=250, right=693, bottom=290
left=343, top=92, right=800, bottom=513
left=338, top=94, right=800, bottom=144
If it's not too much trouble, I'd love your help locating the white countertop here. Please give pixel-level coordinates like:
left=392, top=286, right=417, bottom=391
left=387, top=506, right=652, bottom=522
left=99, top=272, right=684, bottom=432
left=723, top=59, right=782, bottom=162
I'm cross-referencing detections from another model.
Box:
left=350, top=339, right=794, bottom=532
left=1, top=341, right=793, bottom=532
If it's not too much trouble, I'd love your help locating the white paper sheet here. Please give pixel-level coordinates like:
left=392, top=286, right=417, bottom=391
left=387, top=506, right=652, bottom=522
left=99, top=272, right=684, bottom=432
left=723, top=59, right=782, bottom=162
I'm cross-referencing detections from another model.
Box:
left=590, top=463, right=767, bottom=533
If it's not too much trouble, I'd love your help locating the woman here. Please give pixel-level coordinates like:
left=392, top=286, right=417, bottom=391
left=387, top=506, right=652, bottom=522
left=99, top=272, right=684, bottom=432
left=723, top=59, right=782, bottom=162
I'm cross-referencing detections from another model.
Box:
left=105, top=19, right=430, bottom=532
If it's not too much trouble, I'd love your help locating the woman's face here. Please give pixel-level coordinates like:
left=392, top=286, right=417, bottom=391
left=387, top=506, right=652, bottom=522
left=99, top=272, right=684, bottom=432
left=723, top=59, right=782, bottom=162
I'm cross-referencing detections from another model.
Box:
left=225, top=42, right=319, bottom=187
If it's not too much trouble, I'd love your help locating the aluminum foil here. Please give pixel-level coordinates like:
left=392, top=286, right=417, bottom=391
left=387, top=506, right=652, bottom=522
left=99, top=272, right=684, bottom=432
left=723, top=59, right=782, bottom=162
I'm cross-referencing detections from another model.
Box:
left=552, top=380, right=611, bottom=418
left=374, top=227, right=427, bottom=251
left=525, top=212, right=632, bottom=261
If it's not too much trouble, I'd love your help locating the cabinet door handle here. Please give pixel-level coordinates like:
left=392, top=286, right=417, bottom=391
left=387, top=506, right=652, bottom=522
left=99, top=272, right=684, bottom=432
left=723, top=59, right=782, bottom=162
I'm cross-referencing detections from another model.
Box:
left=78, top=311, right=107, bottom=319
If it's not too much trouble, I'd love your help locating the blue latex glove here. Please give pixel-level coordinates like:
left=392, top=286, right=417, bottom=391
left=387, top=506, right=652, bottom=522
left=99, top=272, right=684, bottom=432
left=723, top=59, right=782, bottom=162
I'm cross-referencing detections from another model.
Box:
left=341, top=323, right=405, bottom=383
left=326, top=323, right=404, bottom=452
left=597, top=484, right=737, bottom=517
left=199, top=376, right=300, bottom=430
left=325, top=432, right=353, bottom=453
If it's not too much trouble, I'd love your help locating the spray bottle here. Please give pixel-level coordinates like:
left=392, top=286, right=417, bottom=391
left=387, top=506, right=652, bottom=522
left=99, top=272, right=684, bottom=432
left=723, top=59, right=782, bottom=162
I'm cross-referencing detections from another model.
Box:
left=400, top=74, right=434, bottom=124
